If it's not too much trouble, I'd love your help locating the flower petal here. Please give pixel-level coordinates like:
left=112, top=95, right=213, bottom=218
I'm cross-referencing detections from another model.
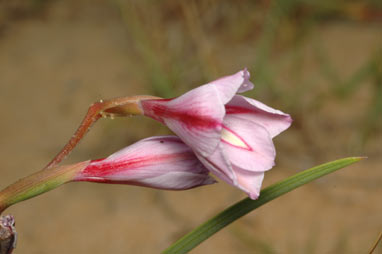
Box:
left=140, top=69, right=255, bottom=157
left=233, top=166, right=264, bottom=200
left=195, top=143, right=236, bottom=185
left=141, top=85, right=225, bottom=157
left=131, top=171, right=216, bottom=190
left=221, top=116, right=276, bottom=173
left=209, top=68, right=254, bottom=104
left=105, top=136, right=194, bottom=167
left=226, top=95, right=292, bottom=138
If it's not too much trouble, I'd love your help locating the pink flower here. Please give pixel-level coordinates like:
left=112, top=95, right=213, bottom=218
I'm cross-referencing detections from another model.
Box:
left=139, top=69, right=292, bottom=199
left=74, top=136, right=216, bottom=190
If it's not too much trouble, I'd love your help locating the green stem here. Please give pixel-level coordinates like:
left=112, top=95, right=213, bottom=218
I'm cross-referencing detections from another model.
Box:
left=0, top=161, right=89, bottom=214
left=163, top=157, right=364, bottom=254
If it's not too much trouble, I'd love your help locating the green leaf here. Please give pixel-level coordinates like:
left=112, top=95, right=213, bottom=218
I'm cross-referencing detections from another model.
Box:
left=163, top=157, right=364, bottom=254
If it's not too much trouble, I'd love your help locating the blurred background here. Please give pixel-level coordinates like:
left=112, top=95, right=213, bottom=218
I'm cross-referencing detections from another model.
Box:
left=0, top=0, right=381, bottom=253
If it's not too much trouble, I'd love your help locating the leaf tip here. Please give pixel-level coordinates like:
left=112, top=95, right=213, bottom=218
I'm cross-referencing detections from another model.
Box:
left=351, top=156, right=368, bottom=161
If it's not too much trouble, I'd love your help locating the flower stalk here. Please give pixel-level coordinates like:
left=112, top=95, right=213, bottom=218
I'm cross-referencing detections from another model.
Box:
left=0, top=161, right=90, bottom=214
left=45, top=95, right=159, bottom=169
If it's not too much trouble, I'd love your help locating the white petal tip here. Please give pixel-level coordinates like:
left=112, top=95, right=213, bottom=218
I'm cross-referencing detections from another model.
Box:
left=243, top=68, right=250, bottom=78
left=248, top=192, right=260, bottom=200
left=238, top=68, right=254, bottom=93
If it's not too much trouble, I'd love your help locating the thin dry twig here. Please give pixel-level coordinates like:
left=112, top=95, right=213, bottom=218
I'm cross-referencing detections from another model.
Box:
left=369, top=231, right=382, bottom=254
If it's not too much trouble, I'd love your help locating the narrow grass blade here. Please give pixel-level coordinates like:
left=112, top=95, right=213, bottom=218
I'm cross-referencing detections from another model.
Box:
left=163, top=157, right=364, bottom=254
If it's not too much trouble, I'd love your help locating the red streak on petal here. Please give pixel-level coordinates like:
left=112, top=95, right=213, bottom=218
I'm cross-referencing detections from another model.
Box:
left=143, top=100, right=220, bottom=130
left=80, top=152, right=194, bottom=178
left=225, top=105, right=253, bottom=114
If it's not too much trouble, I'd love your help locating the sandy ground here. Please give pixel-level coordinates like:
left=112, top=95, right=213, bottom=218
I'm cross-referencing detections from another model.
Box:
left=0, top=1, right=381, bottom=253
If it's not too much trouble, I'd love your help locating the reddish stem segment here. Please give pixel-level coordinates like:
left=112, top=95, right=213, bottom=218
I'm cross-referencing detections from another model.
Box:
left=45, top=95, right=160, bottom=169
left=44, top=102, right=102, bottom=169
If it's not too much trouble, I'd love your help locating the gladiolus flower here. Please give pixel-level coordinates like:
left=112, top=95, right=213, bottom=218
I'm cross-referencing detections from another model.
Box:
left=139, top=69, right=292, bottom=199
left=74, top=136, right=216, bottom=190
